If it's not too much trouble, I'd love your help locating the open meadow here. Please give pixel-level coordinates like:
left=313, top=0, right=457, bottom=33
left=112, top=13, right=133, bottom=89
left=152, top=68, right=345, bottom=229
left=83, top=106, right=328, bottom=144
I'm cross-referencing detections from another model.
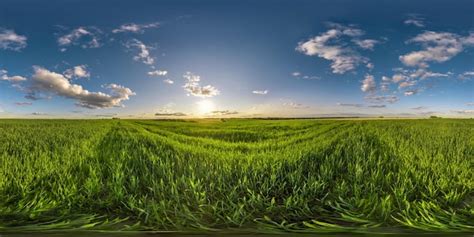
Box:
left=0, top=118, right=472, bottom=234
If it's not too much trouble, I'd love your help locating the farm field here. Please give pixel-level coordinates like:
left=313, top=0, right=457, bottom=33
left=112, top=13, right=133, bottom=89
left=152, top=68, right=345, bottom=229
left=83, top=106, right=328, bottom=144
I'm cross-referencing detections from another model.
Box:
left=0, top=119, right=472, bottom=235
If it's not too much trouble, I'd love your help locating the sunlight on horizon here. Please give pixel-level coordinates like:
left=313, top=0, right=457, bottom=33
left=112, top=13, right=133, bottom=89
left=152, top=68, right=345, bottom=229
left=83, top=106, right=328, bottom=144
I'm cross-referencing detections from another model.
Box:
left=196, top=100, right=216, bottom=115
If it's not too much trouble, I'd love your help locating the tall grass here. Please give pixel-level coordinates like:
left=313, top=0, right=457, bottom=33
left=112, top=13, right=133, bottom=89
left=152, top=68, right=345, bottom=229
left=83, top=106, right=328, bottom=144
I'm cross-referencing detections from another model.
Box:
left=0, top=119, right=472, bottom=234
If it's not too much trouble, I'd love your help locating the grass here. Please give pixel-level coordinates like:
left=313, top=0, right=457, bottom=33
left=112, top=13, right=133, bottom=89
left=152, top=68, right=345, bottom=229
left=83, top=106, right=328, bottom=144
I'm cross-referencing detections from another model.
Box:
left=0, top=118, right=472, bottom=234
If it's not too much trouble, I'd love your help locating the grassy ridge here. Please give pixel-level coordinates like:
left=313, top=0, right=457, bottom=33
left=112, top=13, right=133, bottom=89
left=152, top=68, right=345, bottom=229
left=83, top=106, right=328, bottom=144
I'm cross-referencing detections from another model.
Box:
left=0, top=119, right=472, bottom=233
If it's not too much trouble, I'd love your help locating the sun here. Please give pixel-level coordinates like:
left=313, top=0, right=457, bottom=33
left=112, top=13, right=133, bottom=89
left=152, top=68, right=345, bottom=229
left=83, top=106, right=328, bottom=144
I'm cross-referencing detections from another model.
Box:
left=197, top=100, right=215, bottom=115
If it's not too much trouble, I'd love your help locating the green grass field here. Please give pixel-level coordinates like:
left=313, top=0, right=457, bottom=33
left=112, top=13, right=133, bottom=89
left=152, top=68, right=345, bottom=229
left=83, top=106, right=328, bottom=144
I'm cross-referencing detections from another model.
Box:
left=0, top=119, right=472, bottom=234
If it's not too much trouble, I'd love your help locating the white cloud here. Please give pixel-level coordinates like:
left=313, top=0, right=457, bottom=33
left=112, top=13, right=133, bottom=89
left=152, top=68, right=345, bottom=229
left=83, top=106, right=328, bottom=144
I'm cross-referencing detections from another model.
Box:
left=125, top=39, right=155, bottom=65
left=64, top=65, right=90, bottom=79
left=399, top=80, right=417, bottom=88
left=0, top=69, right=27, bottom=82
left=296, top=24, right=369, bottom=74
left=380, top=82, right=390, bottom=92
left=392, top=74, right=407, bottom=83
left=112, top=22, right=159, bottom=34
left=366, top=62, right=374, bottom=70
left=148, top=70, right=168, bottom=76
left=459, top=71, right=474, bottom=80
left=57, top=27, right=102, bottom=50
left=183, top=72, right=219, bottom=98
left=27, top=66, right=135, bottom=109
left=404, top=89, right=418, bottom=96
left=404, top=15, right=425, bottom=27
left=163, top=79, right=174, bottom=84
left=327, top=23, right=364, bottom=37
left=291, top=72, right=301, bottom=77
left=387, top=69, right=448, bottom=82
left=293, top=71, right=321, bottom=80
left=467, top=102, right=474, bottom=106
left=302, top=75, right=321, bottom=80
left=381, top=68, right=450, bottom=96
left=361, top=74, right=376, bottom=93
left=252, top=90, right=268, bottom=95
left=411, top=69, right=449, bottom=79
left=0, top=28, right=27, bottom=51
left=400, top=31, right=474, bottom=68
left=353, top=39, right=379, bottom=50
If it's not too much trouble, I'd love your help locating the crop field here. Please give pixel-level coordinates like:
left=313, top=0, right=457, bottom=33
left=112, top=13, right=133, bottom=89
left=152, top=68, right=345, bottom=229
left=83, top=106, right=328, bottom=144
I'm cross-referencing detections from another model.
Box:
left=0, top=119, right=472, bottom=234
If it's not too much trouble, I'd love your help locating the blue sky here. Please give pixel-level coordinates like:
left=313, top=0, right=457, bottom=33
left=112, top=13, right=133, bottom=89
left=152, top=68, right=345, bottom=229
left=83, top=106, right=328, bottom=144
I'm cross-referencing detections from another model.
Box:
left=0, top=0, right=473, bottom=118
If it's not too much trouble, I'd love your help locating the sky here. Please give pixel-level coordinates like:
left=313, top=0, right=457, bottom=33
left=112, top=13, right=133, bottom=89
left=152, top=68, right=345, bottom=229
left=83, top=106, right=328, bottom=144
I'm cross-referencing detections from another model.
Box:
left=0, top=0, right=473, bottom=118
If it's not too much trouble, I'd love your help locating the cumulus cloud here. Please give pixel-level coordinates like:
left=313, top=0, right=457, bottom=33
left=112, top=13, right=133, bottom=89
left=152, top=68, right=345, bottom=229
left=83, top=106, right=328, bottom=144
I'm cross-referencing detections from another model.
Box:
left=399, top=80, right=417, bottom=88
left=404, top=15, right=425, bottom=27
left=0, top=28, right=27, bottom=51
left=183, top=72, right=219, bottom=98
left=380, top=82, right=390, bottom=92
left=163, top=79, right=174, bottom=84
left=381, top=68, right=450, bottom=96
left=0, top=69, right=27, bottom=82
left=252, top=90, right=268, bottom=95
left=412, top=69, right=449, bottom=79
left=361, top=74, right=376, bottom=93
left=366, top=62, right=374, bottom=70
left=296, top=23, right=371, bottom=74
left=64, top=65, right=90, bottom=79
left=404, top=89, right=418, bottom=96
left=26, top=66, right=135, bottom=109
left=388, top=69, right=449, bottom=83
left=57, top=27, right=102, bottom=51
left=112, top=22, right=159, bottom=34
left=148, top=70, right=168, bottom=76
left=400, top=31, right=474, bottom=68
left=392, top=74, right=408, bottom=83
left=125, top=39, right=155, bottom=65
left=353, top=39, right=379, bottom=50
